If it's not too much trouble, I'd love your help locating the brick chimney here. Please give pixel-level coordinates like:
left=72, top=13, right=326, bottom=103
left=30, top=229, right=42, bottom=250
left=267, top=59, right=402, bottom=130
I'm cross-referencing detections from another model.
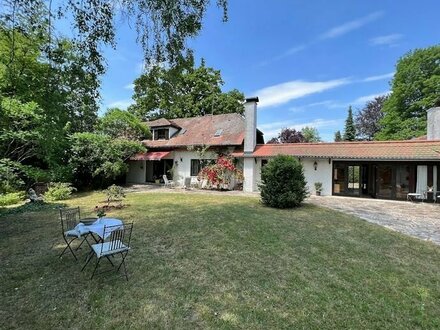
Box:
left=427, top=107, right=440, bottom=140
left=244, top=97, right=259, bottom=153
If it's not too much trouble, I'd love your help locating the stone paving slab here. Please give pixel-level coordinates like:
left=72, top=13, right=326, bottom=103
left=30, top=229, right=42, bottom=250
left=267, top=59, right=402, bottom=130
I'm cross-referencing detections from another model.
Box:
left=307, top=195, right=440, bottom=245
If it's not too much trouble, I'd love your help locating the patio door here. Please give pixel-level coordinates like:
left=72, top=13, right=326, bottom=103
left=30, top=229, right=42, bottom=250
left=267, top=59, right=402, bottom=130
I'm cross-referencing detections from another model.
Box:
left=376, top=165, right=393, bottom=199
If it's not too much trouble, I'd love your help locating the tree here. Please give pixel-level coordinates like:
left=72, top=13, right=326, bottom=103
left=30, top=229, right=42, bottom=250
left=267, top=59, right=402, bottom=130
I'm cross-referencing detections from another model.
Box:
left=355, top=95, right=388, bottom=140
left=301, top=126, right=321, bottom=142
left=267, top=137, right=280, bottom=144
left=259, top=155, right=308, bottom=208
left=334, top=130, right=342, bottom=142
left=0, top=97, right=45, bottom=162
left=269, top=128, right=305, bottom=144
left=69, top=133, right=145, bottom=188
left=0, top=20, right=100, bottom=167
left=1, top=0, right=228, bottom=79
left=343, top=106, right=356, bottom=141
left=377, top=46, right=440, bottom=140
left=129, top=57, right=244, bottom=120
left=97, top=108, right=151, bottom=140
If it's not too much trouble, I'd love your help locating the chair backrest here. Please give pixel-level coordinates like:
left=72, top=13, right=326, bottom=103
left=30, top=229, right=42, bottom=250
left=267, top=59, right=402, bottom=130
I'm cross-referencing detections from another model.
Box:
left=102, top=223, right=133, bottom=254
left=60, top=207, right=80, bottom=232
left=162, top=175, right=169, bottom=184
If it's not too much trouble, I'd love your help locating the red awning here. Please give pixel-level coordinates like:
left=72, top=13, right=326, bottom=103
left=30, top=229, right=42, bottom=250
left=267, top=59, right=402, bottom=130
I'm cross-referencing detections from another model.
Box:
left=130, top=151, right=171, bottom=161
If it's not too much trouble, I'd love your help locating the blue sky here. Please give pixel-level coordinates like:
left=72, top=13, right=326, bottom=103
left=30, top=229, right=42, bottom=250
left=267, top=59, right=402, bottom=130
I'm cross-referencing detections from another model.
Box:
left=99, top=0, right=440, bottom=141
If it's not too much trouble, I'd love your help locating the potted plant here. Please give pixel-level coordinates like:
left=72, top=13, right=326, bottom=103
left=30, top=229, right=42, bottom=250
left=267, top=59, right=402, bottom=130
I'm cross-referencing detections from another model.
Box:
left=314, top=182, right=323, bottom=196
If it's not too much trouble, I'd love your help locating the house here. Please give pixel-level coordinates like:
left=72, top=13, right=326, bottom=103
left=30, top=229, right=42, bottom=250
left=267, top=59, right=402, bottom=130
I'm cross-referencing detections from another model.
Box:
left=235, top=99, right=440, bottom=201
left=127, top=97, right=440, bottom=201
left=126, top=109, right=264, bottom=186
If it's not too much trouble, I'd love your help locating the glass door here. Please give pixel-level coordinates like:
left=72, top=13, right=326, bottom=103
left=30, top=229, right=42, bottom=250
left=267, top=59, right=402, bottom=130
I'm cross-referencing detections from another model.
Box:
left=377, top=165, right=393, bottom=199
left=347, top=165, right=360, bottom=196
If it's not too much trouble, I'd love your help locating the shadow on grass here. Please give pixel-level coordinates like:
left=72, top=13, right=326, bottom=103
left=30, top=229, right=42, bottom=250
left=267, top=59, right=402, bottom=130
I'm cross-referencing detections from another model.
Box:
left=0, top=201, right=66, bottom=217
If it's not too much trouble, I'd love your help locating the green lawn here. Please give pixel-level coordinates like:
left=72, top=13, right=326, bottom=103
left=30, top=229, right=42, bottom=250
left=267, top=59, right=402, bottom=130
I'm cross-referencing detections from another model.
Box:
left=1, top=191, right=440, bottom=329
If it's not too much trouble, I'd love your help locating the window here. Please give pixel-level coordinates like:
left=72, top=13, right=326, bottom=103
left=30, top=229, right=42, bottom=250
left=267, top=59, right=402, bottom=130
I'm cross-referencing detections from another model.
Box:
left=190, top=159, right=214, bottom=176
left=154, top=129, right=169, bottom=140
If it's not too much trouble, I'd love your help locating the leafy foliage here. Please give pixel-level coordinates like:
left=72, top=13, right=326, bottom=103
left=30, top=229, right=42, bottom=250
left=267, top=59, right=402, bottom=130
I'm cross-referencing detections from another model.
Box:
left=334, top=130, right=342, bottom=142
left=0, top=191, right=25, bottom=206
left=2, top=0, right=228, bottom=82
left=343, top=106, right=356, bottom=141
left=97, top=108, right=151, bottom=140
left=0, top=97, right=45, bottom=162
left=69, top=133, right=145, bottom=188
left=301, top=126, right=321, bottom=142
left=44, top=182, right=76, bottom=201
left=269, top=128, right=305, bottom=144
left=314, top=182, right=323, bottom=193
left=104, top=184, right=126, bottom=207
left=355, top=95, right=388, bottom=140
left=129, top=57, right=244, bottom=120
left=259, top=155, right=308, bottom=208
left=0, top=158, right=24, bottom=194
left=376, top=46, right=440, bottom=140
left=198, top=156, right=242, bottom=190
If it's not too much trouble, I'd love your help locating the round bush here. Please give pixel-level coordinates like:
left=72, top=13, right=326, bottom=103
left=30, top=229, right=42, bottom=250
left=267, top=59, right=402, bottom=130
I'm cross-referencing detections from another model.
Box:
left=259, top=155, right=308, bottom=208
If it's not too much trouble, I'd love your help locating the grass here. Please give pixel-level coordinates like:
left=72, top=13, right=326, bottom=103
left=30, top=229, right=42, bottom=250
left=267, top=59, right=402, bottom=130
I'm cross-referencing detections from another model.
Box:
left=1, top=191, right=440, bottom=329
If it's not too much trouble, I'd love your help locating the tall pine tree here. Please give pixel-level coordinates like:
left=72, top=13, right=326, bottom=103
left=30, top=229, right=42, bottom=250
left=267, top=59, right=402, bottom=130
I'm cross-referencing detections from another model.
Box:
left=343, top=106, right=356, bottom=141
left=334, top=130, right=342, bottom=142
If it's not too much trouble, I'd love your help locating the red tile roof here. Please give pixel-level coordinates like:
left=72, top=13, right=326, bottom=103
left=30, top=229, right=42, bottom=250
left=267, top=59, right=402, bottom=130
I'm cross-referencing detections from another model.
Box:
left=144, top=118, right=180, bottom=128
left=142, top=113, right=246, bottom=148
left=232, top=140, right=440, bottom=160
left=130, top=151, right=171, bottom=161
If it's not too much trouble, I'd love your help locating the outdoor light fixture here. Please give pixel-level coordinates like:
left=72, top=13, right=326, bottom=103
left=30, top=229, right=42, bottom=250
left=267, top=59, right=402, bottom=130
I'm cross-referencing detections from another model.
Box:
left=180, top=157, right=183, bottom=162
left=314, top=161, right=318, bottom=171
left=174, top=160, right=178, bottom=166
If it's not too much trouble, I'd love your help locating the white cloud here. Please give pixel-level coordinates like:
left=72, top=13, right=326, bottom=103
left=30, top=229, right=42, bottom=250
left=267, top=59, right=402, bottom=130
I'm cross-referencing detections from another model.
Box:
left=262, top=118, right=343, bottom=140
left=320, top=11, right=384, bottom=39
left=363, top=72, right=394, bottom=82
left=258, top=11, right=384, bottom=67
left=107, top=99, right=134, bottom=110
left=124, top=83, right=135, bottom=90
left=258, top=45, right=307, bottom=67
left=352, top=91, right=390, bottom=105
left=369, top=34, right=403, bottom=46
left=255, top=78, right=350, bottom=108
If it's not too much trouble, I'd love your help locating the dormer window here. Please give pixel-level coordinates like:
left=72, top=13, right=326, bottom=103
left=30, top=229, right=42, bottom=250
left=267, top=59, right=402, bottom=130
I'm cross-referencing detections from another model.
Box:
left=153, top=128, right=169, bottom=140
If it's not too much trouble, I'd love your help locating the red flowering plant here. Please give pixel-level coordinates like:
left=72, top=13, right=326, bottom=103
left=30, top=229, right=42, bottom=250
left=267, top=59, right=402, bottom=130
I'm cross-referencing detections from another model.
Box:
left=198, top=156, right=242, bottom=190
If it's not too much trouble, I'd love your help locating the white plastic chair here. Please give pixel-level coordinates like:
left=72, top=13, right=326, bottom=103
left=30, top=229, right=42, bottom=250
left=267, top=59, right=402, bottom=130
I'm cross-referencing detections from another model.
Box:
left=163, top=175, right=175, bottom=188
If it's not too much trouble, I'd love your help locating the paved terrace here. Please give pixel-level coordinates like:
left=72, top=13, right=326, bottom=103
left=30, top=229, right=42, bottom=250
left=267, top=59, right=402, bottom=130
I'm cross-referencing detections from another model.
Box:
left=307, top=195, right=440, bottom=245
left=125, top=184, right=440, bottom=245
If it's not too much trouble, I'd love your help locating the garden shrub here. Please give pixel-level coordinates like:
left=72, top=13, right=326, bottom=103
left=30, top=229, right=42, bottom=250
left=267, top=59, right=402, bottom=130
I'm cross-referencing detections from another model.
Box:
left=104, top=184, right=126, bottom=206
left=0, top=191, right=25, bottom=206
left=259, top=155, right=308, bottom=208
left=44, top=182, right=76, bottom=201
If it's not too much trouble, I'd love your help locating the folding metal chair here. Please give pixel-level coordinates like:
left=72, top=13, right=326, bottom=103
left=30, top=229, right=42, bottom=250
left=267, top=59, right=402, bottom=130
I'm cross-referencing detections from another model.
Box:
left=59, top=207, right=91, bottom=260
left=82, top=223, right=133, bottom=280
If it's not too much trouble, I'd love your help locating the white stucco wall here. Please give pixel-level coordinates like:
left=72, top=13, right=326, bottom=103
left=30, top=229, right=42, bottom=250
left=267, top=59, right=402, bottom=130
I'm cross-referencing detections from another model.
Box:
left=301, top=159, right=333, bottom=196
left=126, top=160, right=146, bottom=183
left=171, top=150, right=217, bottom=186
left=243, top=158, right=256, bottom=192
left=247, top=157, right=333, bottom=195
